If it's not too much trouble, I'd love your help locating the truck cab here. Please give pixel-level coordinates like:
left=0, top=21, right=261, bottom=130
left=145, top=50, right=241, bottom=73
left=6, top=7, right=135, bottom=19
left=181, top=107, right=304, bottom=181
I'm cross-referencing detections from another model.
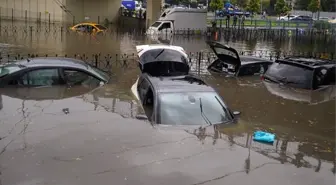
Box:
left=146, top=21, right=174, bottom=35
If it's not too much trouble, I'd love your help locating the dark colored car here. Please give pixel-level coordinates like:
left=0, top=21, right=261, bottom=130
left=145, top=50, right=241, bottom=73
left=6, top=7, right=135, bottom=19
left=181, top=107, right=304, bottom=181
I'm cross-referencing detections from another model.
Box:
left=207, top=41, right=273, bottom=77
left=290, top=15, right=313, bottom=22
left=132, top=44, right=240, bottom=125
left=0, top=57, right=110, bottom=88
left=262, top=57, right=335, bottom=90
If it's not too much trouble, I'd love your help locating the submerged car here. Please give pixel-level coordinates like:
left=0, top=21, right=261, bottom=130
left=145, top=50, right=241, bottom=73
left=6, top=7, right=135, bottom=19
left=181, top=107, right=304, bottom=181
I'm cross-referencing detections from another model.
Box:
left=131, top=44, right=239, bottom=125
left=0, top=57, right=110, bottom=88
left=262, top=57, right=335, bottom=90
left=207, top=41, right=273, bottom=77
left=70, top=22, right=107, bottom=34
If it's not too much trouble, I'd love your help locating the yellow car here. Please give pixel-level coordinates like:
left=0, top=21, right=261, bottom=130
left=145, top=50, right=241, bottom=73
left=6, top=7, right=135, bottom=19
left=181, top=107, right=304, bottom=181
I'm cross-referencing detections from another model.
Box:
left=69, top=23, right=107, bottom=34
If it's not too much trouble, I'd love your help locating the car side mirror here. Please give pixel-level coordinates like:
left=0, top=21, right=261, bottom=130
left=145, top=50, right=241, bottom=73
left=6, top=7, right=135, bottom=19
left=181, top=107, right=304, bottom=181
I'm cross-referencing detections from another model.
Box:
left=135, top=114, right=148, bottom=120
left=233, top=111, right=241, bottom=116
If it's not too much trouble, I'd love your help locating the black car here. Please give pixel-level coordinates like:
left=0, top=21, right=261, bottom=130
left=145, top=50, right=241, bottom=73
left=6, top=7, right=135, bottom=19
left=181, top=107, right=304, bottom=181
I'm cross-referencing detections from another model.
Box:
left=207, top=41, right=273, bottom=77
left=0, top=57, right=110, bottom=88
left=262, top=57, right=335, bottom=90
left=132, top=44, right=239, bottom=125
left=290, top=15, right=313, bottom=22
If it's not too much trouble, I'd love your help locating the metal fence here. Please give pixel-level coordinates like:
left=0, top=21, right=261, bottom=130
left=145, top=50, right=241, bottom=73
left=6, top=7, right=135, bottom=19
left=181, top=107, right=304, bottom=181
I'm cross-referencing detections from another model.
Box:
left=1, top=51, right=334, bottom=76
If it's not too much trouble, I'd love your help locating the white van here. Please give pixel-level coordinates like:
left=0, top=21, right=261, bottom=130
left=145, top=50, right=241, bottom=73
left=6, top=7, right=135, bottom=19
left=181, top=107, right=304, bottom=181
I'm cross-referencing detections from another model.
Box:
left=146, top=8, right=207, bottom=35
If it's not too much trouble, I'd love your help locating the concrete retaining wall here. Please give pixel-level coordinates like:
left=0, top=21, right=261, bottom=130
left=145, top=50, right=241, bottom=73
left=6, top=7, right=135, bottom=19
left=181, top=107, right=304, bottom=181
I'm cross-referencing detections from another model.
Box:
left=0, top=0, right=65, bottom=23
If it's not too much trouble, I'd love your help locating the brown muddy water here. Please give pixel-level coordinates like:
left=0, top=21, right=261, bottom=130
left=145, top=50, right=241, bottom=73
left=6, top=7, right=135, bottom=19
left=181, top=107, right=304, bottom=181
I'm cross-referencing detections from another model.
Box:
left=0, top=24, right=335, bottom=185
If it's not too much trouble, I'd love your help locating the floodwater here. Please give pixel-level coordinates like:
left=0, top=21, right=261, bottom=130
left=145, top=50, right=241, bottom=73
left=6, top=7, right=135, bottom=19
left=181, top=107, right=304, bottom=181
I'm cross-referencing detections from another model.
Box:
left=0, top=23, right=335, bottom=185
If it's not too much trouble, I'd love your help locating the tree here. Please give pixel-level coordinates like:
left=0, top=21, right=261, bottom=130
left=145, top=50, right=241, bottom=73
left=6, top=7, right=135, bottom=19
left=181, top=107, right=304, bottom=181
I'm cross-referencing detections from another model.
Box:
left=210, top=0, right=224, bottom=11
left=320, top=0, right=335, bottom=12
left=275, top=0, right=290, bottom=17
left=246, top=0, right=261, bottom=14
left=308, top=0, right=319, bottom=15
left=294, top=0, right=309, bottom=10
left=236, top=0, right=249, bottom=8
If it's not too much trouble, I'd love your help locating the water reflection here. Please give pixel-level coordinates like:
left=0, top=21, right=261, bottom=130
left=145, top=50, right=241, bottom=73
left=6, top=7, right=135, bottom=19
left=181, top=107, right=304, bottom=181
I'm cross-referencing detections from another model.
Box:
left=263, top=82, right=336, bottom=105
left=184, top=123, right=335, bottom=173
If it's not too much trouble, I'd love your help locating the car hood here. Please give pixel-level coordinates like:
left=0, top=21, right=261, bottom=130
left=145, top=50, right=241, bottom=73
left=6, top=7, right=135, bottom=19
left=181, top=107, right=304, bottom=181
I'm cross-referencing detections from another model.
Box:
left=206, top=41, right=241, bottom=67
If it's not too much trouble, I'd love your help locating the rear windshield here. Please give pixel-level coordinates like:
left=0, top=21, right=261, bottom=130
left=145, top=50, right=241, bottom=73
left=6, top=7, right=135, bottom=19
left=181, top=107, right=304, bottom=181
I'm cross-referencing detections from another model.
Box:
left=158, top=92, right=231, bottom=125
left=94, top=24, right=107, bottom=30
left=265, top=63, right=314, bottom=89
left=151, top=22, right=162, bottom=28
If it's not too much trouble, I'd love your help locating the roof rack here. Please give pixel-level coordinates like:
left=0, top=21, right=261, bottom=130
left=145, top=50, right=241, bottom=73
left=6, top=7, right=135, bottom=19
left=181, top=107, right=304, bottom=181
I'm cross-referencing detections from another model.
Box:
left=281, top=57, right=336, bottom=66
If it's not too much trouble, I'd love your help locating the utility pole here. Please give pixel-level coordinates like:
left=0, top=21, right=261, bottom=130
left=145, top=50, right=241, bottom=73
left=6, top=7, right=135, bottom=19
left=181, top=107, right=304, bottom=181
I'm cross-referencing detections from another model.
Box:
left=317, top=0, right=320, bottom=20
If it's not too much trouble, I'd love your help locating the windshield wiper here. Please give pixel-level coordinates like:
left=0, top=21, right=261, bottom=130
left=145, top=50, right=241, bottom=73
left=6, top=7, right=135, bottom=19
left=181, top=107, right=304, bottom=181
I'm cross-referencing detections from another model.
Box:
left=215, top=96, right=233, bottom=121
left=199, top=98, right=212, bottom=126
left=154, top=49, right=165, bottom=59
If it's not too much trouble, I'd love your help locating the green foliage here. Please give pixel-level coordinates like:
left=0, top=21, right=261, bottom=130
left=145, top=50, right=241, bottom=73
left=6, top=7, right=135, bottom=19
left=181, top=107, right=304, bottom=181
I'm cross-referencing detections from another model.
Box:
left=236, top=0, right=249, bottom=8
left=320, top=0, right=336, bottom=12
left=313, top=20, right=332, bottom=30
left=246, top=0, right=261, bottom=13
left=308, top=0, right=319, bottom=13
left=210, top=0, right=224, bottom=11
left=275, top=0, right=290, bottom=15
left=294, top=0, right=309, bottom=10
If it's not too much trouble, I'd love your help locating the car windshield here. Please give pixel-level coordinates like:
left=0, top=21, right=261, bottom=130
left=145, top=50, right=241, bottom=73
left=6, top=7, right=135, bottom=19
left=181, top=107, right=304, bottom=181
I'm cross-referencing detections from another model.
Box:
left=158, top=92, right=231, bottom=125
left=265, top=63, right=314, bottom=89
left=0, top=64, right=24, bottom=78
left=94, top=24, right=107, bottom=30
left=151, top=22, right=162, bottom=28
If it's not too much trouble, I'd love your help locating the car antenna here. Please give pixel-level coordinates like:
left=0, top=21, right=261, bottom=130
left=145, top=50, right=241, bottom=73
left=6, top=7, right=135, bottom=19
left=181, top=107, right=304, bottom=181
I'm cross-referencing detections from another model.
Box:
left=199, top=98, right=212, bottom=125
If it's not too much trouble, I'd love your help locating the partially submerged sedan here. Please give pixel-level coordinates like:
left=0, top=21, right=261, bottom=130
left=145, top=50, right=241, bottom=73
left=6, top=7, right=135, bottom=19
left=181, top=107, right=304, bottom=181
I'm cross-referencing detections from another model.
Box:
left=207, top=41, right=273, bottom=77
left=0, top=57, right=110, bottom=88
left=131, top=44, right=239, bottom=125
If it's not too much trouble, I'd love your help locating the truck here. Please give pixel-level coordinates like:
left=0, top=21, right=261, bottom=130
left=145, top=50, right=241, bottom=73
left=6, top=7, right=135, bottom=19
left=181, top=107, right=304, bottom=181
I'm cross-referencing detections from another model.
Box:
left=146, top=8, right=207, bottom=35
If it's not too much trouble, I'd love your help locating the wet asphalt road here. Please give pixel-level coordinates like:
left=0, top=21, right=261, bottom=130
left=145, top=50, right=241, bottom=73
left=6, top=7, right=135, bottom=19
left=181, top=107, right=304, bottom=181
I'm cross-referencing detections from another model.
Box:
left=0, top=23, right=335, bottom=185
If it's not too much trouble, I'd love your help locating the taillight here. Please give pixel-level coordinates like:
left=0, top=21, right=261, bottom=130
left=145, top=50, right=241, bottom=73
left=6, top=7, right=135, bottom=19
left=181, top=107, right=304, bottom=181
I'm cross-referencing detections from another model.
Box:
left=261, top=75, right=264, bottom=81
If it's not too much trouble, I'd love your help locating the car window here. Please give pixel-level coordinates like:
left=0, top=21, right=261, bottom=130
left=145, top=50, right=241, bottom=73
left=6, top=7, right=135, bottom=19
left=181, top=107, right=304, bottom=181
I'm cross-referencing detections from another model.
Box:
left=214, top=47, right=238, bottom=59
left=238, top=63, right=265, bottom=76
left=265, top=63, right=314, bottom=89
left=158, top=92, right=231, bottom=125
left=94, top=24, right=107, bottom=30
left=158, top=23, right=171, bottom=31
left=63, top=69, right=100, bottom=86
left=316, top=68, right=335, bottom=86
left=21, top=68, right=60, bottom=86
left=138, top=78, right=150, bottom=99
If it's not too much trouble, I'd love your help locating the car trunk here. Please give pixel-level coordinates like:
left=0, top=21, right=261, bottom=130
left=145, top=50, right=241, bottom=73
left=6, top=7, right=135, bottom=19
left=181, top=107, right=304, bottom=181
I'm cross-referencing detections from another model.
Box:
left=136, top=46, right=190, bottom=76
left=206, top=41, right=241, bottom=73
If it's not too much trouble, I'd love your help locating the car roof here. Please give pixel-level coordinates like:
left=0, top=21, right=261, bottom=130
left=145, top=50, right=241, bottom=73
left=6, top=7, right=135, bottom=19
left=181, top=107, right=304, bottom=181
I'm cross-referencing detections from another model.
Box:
left=14, top=57, right=91, bottom=69
left=146, top=75, right=214, bottom=93
left=276, top=57, right=336, bottom=69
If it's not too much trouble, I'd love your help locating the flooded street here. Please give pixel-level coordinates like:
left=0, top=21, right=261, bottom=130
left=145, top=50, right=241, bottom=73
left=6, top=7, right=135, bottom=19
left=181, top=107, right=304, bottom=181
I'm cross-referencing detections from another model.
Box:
left=0, top=23, right=335, bottom=185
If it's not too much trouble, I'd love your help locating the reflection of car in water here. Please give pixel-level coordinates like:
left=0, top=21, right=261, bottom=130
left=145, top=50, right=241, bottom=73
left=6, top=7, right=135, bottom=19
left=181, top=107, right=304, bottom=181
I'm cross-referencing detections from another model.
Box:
left=263, top=79, right=335, bottom=105
left=0, top=57, right=110, bottom=89
left=0, top=85, right=97, bottom=101
left=207, top=41, right=273, bottom=77
left=70, top=23, right=107, bottom=34
left=131, top=44, right=240, bottom=125
left=262, top=57, right=335, bottom=90
left=262, top=57, right=336, bottom=104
